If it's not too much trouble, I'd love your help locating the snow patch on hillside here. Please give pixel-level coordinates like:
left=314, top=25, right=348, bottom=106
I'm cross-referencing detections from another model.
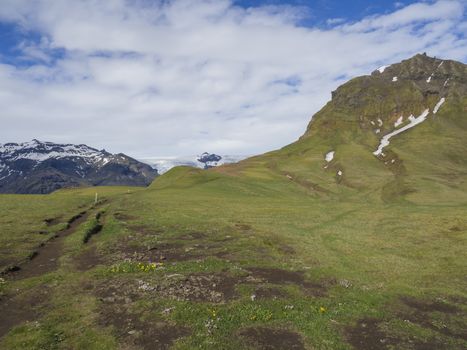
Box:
left=377, top=65, right=388, bottom=73
left=373, top=109, right=430, bottom=156
left=325, top=151, right=335, bottom=162
left=433, top=97, right=445, bottom=114
left=394, top=116, right=404, bottom=128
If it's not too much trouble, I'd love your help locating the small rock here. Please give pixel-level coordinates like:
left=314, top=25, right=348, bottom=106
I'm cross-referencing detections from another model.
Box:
left=339, top=279, right=352, bottom=288
left=162, top=307, right=175, bottom=315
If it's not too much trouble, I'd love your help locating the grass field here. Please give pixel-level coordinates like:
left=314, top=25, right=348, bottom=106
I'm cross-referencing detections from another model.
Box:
left=0, top=166, right=466, bottom=349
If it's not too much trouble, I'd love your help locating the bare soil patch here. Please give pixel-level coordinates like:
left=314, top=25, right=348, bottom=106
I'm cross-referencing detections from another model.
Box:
left=254, top=286, right=288, bottom=300
left=116, top=241, right=203, bottom=263
left=278, top=244, right=295, bottom=255
left=44, top=217, right=61, bottom=226
left=401, top=296, right=460, bottom=314
left=159, top=273, right=240, bottom=303
left=128, top=224, right=164, bottom=236
left=345, top=295, right=467, bottom=350
left=98, top=289, right=190, bottom=349
left=114, top=239, right=230, bottom=264
left=75, top=246, right=104, bottom=271
left=147, top=242, right=192, bottom=262
left=247, top=267, right=327, bottom=296
left=0, top=287, right=49, bottom=338
left=238, top=326, right=305, bottom=350
left=399, top=296, right=467, bottom=341
left=113, top=212, right=137, bottom=221
left=178, top=232, right=208, bottom=240
left=97, top=271, right=242, bottom=305
left=345, top=318, right=398, bottom=350
left=235, top=223, right=252, bottom=231
left=344, top=317, right=452, bottom=350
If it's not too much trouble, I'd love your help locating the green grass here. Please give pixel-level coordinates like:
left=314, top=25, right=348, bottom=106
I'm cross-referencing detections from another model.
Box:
left=0, top=186, right=140, bottom=271
left=1, top=166, right=465, bottom=349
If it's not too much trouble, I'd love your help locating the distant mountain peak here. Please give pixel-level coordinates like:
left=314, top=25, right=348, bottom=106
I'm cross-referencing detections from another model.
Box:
left=197, top=152, right=222, bottom=169
left=0, top=140, right=158, bottom=194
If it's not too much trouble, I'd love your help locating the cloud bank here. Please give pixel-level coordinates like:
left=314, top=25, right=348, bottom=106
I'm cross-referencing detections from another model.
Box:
left=0, top=0, right=465, bottom=157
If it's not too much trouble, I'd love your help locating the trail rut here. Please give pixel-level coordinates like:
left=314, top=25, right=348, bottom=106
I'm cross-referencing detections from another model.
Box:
left=7, top=211, right=90, bottom=280
left=0, top=211, right=91, bottom=339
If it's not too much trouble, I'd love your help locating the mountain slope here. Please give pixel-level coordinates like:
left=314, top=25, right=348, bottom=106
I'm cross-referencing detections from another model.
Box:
left=208, top=54, right=467, bottom=204
left=0, top=140, right=158, bottom=194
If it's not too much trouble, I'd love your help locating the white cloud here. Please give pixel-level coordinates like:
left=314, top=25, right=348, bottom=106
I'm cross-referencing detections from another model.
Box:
left=0, top=0, right=465, bottom=157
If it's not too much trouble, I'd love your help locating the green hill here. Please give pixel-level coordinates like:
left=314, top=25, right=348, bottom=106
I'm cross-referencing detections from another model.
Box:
left=202, top=54, right=467, bottom=204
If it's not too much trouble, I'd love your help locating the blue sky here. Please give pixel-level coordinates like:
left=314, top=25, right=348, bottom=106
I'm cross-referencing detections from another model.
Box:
left=0, top=0, right=465, bottom=157
left=235, top=0, right=421, bottom=24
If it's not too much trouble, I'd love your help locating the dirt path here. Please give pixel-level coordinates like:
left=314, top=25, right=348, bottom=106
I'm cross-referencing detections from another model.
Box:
left=7, top=211, right=90, bottom=280
left=0, top=211, right=91, bottom=339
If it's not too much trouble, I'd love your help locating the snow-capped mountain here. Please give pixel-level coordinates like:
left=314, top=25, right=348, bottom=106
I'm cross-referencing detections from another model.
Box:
left=0, top=140, right=158, bottom=194
left=141, top=153, right=249, bottom=174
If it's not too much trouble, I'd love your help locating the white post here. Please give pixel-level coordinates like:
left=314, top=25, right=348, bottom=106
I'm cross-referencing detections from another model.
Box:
left=95, top=192, right=98, bottom=204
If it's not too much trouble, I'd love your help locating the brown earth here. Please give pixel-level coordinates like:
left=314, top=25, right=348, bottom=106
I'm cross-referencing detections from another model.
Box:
left=345, top=296, right=467, bottom=350
left=254, top=286, right=289, bottom=300
left=99, top=290, right=190, bottom=349
left=159, top=273, right=240, bottom=303
left=400, top=296, right=460, bottom=314
left=113, top=212, right=137, bottom=222
left=75, top=246, right=104, bottom=271
left=247, top=267, right=327, bottom=296
left=0, top=286, right=50, bottom=338
left=5, top=211, right=89, bottom=280
left=238, top=326, right=305, bottom=350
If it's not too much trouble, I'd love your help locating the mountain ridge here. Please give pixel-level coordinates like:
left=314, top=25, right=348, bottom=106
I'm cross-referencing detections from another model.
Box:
left=0, top=139, right=158, bottom=194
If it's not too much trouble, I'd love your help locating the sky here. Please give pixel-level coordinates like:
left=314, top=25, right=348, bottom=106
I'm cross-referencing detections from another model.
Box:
left=0, top=0, right=466, bottom=157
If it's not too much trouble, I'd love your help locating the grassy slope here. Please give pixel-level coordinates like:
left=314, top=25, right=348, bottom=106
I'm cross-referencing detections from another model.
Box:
left=1, top=166, right=465, bottom=349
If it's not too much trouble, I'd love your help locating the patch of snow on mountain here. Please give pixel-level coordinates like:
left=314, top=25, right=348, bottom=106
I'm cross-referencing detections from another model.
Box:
left=373, top=109, right=430, bottom=156
left=377, top=65, right=388, bottom=73
left=426, top=75, right=433, bottom=83
left=392, top=77, right=398, bottom=82
left=325, top=151, right=335, bottom=162
left=394, top=116, right=404, bottom=128
left=433, top=97, right=446, bottom=114
left=0, top=140, right=111, bottom=166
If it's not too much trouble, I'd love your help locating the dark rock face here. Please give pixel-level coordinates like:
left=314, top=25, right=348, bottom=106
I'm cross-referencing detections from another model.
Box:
left=197, top=152, right=222, bottom=169
left=303, top=53, right=467, bottom=140
left=0, top=140, right=158, bottom=194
